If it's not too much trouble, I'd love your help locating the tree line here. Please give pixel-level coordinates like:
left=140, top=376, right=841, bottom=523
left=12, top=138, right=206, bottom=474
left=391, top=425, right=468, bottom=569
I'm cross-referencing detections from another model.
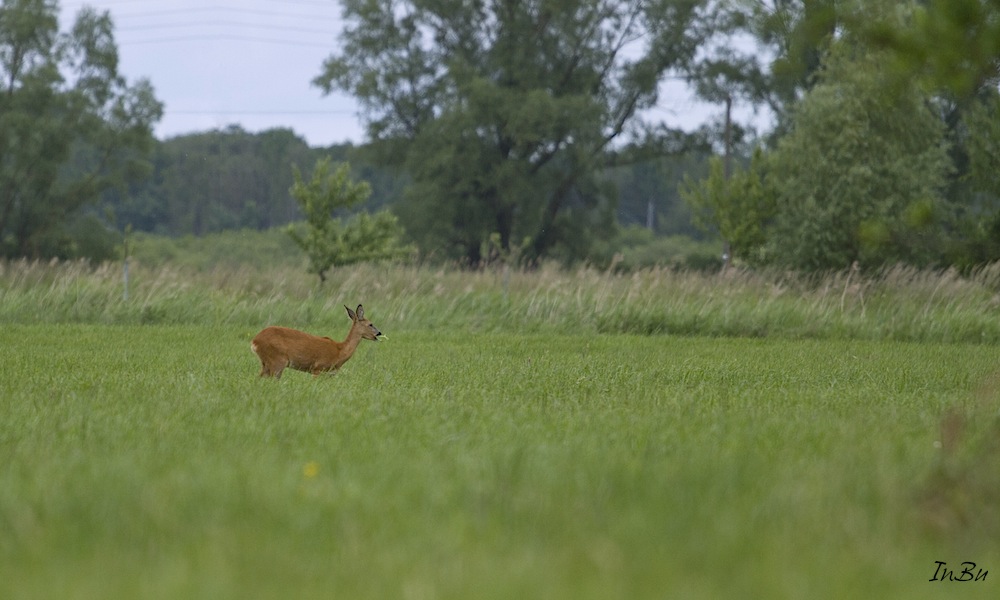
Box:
left=3, top=0, right=1000, bottom=272
left=681, top=0, right=1000, bottom=271
left=10, top=118, right=703, bottom=264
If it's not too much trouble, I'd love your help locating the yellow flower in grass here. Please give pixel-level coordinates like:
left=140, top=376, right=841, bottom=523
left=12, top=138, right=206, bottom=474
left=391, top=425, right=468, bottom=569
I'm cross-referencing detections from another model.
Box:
left=303, top=461, right=319, bottom=479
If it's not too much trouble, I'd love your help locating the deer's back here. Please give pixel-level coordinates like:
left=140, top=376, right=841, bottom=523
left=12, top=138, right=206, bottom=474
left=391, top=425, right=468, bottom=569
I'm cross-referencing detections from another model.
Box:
left=252, top=326, right=340, bottom=368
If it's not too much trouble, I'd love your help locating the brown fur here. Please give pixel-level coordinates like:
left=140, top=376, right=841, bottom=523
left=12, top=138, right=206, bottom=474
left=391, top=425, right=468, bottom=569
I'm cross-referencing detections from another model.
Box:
left=251, top=304, right=381, bottom=378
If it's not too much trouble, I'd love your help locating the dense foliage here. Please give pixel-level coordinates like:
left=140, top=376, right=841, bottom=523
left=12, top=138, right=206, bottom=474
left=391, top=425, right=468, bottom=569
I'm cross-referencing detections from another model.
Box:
left=108, top=126, right=315, bottom=235
left=102, top=127, right=704, bottom=268
left=683, top=0, right=1000, bottom=270
left=316, top=0, right=709, bottom=263
left=0, top=0, right=161, bottom=259
left=764, top=47, right=951, bottom=270
left=101, top=127, right=393, bottom=236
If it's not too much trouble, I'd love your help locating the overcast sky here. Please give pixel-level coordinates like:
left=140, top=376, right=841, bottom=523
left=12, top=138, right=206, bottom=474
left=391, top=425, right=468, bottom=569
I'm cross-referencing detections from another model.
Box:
left=59, top=0, right=745, bottom=148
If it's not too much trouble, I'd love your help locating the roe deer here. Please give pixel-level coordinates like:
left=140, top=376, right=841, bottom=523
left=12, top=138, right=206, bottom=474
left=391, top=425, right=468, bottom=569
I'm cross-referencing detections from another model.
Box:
left=251, top=304, right=382, bottom=378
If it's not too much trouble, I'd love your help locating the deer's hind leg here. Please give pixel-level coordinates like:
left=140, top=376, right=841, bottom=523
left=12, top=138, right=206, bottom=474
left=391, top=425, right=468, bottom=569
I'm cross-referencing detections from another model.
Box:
left=254, top=350, right=288, bottom=378
left=261, top=359, right=288, bottom=378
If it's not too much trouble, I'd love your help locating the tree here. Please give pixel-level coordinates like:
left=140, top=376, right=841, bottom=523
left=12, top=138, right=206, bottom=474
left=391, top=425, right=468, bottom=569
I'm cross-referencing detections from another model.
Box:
left=688, top=0, right=840, bottom=135
left=864, top=0, right=1000, bottom=265
left=765, top=45, right=951, bottom=270
left=315, top=0, right=707, bottom=263
left=0, top=0, right=162, bottom=258
left=130, top=127, right=316, bottom=235
left=948, top=88, right=1000, bottom=264
left=964, top=90, right=1000, bottom=205
left=286, top=157, right=410, bottom=284
left=102, top=128, right=410, bottom=237
left=680, top=149, right=772, bottom=264
left=693, top=1, right=936, bottom=142
left=868, top=0, right=1000, bottom=98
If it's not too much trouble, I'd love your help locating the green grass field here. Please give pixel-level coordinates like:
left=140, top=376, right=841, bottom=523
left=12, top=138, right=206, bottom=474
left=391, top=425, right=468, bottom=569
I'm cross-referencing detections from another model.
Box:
left=2, top=256, right=1000, bottom=598
left=2, top=318, right=999, bottom=599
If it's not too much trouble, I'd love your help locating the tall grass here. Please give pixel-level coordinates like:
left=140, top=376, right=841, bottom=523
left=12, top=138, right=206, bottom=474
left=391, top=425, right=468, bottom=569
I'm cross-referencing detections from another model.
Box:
left=3, top=258, right=1000, bottom=342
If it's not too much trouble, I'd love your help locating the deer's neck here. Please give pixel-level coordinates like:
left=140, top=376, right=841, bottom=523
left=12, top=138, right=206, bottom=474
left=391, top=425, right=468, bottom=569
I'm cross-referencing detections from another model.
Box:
left=336, top=325, right=364, bottom=362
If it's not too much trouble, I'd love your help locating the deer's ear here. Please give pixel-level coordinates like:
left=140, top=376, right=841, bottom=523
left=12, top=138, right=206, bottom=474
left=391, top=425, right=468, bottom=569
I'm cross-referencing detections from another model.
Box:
left=345, top=305, right=357, bottom=320
left=356, top=305, right=364, bottom=319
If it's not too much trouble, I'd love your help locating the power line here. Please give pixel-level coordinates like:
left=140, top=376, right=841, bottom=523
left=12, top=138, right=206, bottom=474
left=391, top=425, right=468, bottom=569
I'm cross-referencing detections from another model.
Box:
left=61, top=1, right=343, bottom=33
left=62, top=2, right=342, bottom=48
left=62, top=0, right=155, bottom=6
left=116, top=34, right=332, bottom=48
left=169, top=109, right=354, bottom=115
left=116, top=20, right=334, bottom=36
left=260, top=0, right=339, bottom=7
left=63, top=0, right=338, bottom=9
left=101, top=6, right=342, bottom=24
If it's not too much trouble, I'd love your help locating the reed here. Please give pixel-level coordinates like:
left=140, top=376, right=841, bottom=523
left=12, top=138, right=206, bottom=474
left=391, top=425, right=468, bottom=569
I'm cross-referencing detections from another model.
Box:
left=3, top=258, right=1000, bottom=343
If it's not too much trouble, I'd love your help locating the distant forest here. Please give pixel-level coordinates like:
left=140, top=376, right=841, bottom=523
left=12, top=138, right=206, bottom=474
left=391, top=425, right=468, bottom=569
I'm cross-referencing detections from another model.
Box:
left=97, top=124, right=708, bottom=241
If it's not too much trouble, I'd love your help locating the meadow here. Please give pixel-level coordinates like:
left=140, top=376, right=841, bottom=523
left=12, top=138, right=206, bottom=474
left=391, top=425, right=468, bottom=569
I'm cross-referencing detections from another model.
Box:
left=2, top=254, right=1000, bottom=598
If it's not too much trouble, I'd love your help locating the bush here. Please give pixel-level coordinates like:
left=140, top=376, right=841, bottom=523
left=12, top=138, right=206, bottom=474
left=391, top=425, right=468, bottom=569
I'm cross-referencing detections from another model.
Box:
left=589, top=227, right=722, bottom=271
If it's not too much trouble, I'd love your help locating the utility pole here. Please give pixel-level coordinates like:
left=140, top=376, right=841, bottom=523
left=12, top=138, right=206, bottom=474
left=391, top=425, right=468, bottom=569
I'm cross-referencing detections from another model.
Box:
left=122, top=224, right=131, bottom=301
left=722, top=93, right=733, bottom=270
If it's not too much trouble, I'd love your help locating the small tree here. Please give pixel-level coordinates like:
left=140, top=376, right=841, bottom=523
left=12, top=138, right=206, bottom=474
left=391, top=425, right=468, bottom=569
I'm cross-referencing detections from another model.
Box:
left=680, top=150, right=773, bottom=265
left=286, top=157, right=409, bottom=284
